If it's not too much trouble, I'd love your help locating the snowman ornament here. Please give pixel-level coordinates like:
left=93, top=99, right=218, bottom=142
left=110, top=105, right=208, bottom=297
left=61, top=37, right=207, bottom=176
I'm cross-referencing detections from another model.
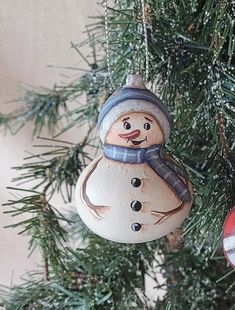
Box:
left=75, top=74, right=193, bottom=243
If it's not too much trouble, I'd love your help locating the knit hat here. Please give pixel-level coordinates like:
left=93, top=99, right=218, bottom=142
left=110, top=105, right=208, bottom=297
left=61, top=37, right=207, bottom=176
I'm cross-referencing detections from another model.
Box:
left=98, top=74, right=171, bottom=143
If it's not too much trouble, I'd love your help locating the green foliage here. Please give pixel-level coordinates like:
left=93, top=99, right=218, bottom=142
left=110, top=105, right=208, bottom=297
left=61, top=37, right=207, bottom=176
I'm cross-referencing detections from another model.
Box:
left=155, top=246, right=235, bottom=310
left=12, top=137, right=93, bottom=202
left=3, top=187, right=69, bottom=276
left=0, top=280, right=88, bottom=310
left=1, top=0, right=235, bottom=309
left=0, top=238, right=157, bottom=309
left=65, top=236, right=158, bottom=309
left=3, top=87, right=68, bottom=136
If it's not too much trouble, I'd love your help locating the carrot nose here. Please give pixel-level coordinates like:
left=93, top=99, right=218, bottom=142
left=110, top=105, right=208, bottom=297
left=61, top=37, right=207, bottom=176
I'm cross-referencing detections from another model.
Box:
left=118, top=129, right=141, bottom=140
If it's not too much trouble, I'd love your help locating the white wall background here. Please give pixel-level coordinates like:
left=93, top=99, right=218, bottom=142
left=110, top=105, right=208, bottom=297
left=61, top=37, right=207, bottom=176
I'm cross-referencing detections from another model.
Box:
left=0, top=0, right=98, bottom=286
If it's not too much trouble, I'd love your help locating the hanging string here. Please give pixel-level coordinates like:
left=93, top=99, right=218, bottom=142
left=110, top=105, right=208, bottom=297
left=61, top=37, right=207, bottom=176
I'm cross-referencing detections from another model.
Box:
left=140, top=0, right=149, bottom=82
left=102, top=0, right=150, bottom=88
left=102, top=0, right=115, bottom=90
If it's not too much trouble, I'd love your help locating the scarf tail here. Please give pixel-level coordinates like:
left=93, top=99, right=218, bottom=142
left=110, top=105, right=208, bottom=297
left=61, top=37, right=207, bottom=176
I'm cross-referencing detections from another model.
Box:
left=165, top=159, right=188, bottom=179
left=147, top=158, right=191, bottom=202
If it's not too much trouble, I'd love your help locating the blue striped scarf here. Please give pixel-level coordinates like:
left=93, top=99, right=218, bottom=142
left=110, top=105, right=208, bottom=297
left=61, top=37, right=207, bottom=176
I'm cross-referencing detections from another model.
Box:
left=104, top=144, right=191, bottom=202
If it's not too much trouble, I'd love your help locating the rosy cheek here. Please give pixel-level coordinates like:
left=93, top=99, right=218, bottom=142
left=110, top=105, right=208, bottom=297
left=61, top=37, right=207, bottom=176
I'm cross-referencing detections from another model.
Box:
left=148, top=133, right=155, bottom=142
left=147, top=131, right=152, bottom=138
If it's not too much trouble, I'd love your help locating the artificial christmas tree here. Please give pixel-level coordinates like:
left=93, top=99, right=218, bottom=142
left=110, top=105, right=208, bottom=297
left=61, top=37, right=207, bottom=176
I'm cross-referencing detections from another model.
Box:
left=0, top=0, right=235, bottom=309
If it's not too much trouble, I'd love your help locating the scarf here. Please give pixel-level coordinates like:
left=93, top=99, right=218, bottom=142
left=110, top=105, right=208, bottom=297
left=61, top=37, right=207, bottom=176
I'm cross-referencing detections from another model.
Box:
left=104, top=144, right=191, bottom=202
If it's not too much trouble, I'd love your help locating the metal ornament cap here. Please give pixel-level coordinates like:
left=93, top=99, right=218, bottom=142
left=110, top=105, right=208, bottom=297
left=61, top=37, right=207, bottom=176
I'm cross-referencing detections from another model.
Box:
left=125, top=74, right=146, bottom=89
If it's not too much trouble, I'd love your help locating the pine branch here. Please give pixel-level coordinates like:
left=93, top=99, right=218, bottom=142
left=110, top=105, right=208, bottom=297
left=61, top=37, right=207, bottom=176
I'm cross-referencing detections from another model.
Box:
left=40, top=182, right=53, bottom=281
left=3, top=187, right=70, bottom=277
left=12, top=136, right=94, bottom=203
left=216, top=110, right=233, bottom=163
left=0, top=32, right=109, bottom=138
left=0, top=280, right=87, bottom=309
left=4, top=87, right=69, bottom=136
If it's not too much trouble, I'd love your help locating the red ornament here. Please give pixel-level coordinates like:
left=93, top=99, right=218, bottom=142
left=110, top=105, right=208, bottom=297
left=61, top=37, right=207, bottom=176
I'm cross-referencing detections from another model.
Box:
left=223, top=206, right=235, bottom=268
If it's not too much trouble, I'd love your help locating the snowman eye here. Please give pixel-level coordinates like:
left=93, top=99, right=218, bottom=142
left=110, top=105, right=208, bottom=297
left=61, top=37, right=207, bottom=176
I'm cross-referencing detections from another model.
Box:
left=144, top=122, right=151, bottom=130
left=123, top=122, right=131, bottom=130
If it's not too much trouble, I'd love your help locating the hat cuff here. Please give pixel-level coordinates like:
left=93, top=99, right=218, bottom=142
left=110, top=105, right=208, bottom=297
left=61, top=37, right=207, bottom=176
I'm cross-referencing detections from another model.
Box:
left=99, top=99, right=171, bottom=143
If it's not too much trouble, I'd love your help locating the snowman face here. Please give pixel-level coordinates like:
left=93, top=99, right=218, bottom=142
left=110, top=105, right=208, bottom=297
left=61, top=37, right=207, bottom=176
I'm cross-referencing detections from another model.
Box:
left=105, top=112, right=164, bottom=148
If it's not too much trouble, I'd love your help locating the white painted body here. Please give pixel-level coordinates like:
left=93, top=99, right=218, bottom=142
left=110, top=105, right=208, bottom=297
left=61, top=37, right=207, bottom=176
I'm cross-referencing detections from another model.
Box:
left=75, top=155, right=192, bottom=243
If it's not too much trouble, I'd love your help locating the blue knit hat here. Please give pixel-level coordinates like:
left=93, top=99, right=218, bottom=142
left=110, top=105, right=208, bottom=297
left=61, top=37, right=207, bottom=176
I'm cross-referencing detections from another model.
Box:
left=98, top=74, right=171, bottom=143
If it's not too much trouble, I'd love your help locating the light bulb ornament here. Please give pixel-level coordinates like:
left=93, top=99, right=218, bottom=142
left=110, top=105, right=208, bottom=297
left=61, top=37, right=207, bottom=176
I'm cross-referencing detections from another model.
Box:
left=75, top=74, right=193, bottom=243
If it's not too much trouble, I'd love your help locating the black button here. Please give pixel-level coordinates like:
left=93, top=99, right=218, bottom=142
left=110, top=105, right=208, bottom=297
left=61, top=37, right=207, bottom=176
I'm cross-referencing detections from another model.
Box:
left=131, top=178, right=141, bottom=187
left=131, top=223, right=142, bottom=231
left=131, top=200, right=142, bottom=212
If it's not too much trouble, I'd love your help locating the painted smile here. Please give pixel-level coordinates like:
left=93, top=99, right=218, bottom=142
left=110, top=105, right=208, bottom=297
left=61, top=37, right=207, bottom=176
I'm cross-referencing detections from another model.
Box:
left=130, top=137, right=147, bottom=145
